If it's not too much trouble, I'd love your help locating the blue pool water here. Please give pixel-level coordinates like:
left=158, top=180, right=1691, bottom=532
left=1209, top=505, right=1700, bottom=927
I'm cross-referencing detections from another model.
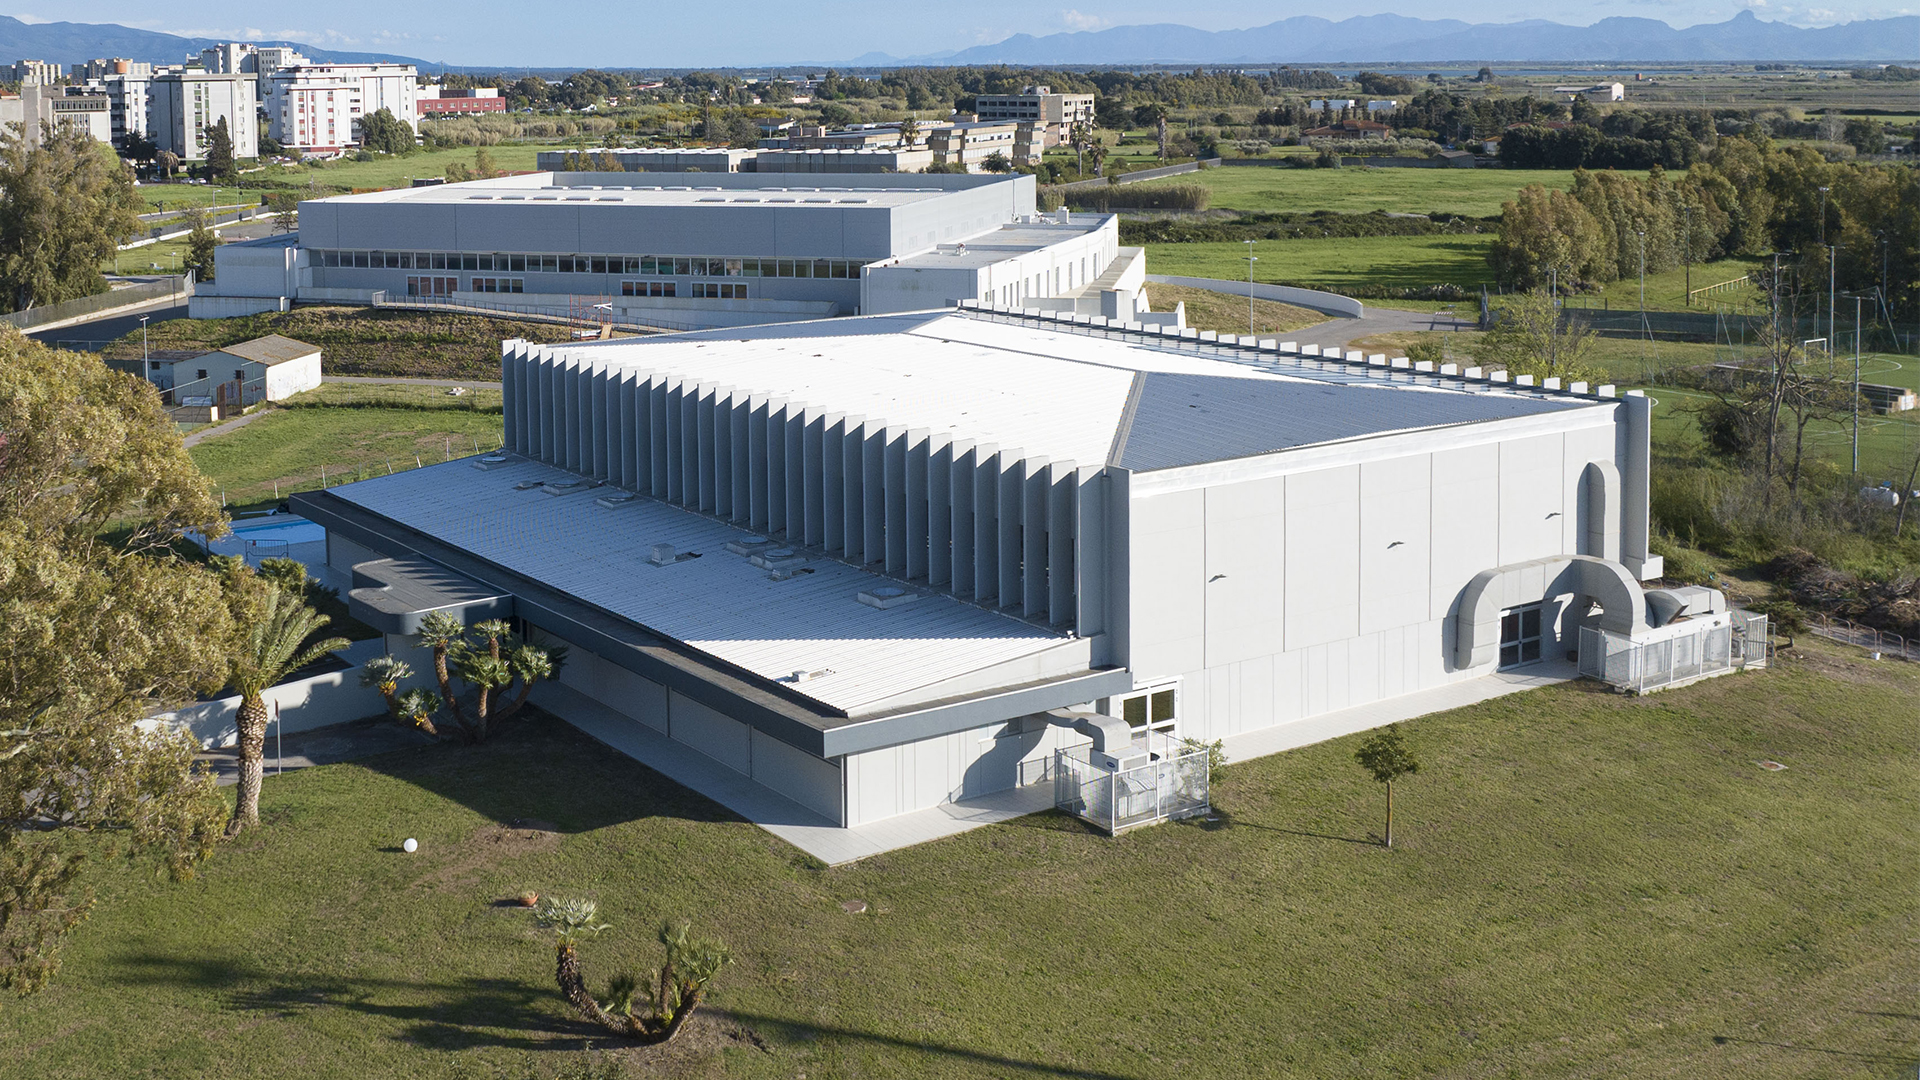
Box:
left=229, top=517, right=326, bottom=545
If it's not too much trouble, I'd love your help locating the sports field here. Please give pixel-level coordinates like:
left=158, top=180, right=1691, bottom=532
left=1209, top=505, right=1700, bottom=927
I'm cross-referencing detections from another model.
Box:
left=1146, top=235, right=1499, bottom=291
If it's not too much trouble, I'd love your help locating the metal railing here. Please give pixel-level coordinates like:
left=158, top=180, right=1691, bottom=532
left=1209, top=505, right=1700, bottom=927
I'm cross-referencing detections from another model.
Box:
left=1578, top=612, right=1769, bottom=693
left=1053, top=735, right=1210, bottom=834
left=1809, top=612, right=1920, bottom=661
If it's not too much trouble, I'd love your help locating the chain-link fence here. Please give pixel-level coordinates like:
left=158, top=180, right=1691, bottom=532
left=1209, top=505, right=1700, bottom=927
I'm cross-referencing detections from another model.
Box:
left=1579, top=612, right=1770, bottom=693
left=1053, top=734, right=1210, bottom=835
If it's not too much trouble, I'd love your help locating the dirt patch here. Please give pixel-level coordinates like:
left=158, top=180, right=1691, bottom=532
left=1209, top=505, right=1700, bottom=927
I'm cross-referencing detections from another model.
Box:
left=609, top=1012, right=772, bottom=1077
left=410, top=819, right=562, bottom=890
left=1781, top=641, right=1917, bottom=689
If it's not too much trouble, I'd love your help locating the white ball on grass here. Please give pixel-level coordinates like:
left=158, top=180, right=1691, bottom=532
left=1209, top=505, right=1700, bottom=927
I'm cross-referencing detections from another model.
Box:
left=402, top=837, right=418, bottom=853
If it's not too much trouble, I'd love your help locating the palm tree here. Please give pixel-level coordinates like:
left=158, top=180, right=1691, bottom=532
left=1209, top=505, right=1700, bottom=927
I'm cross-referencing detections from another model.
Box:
left=225, top=587, right=348, bottom=836
left=899, top=116, right=921, bottom=148
left=360, top=655, right=439, bottom=736
left=415, top=611, right=467, bottom=725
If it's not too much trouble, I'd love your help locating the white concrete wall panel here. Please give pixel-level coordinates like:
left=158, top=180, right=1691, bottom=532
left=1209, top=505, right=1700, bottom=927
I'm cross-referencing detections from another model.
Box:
left=1202, top=474, right=1286, bottom=669
left=1283, top=465, right=1360, bottom=651
left=1428, top=442, right=1501, bottom=622
left=1358, top=456, right=1432, bottom=636
left=1128, top=488, right=1206, bottom=682
left=1498, top=434, right=1566, bottom=564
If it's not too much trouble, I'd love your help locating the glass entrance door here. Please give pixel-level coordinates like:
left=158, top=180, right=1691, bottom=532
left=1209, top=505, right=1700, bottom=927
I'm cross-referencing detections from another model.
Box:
left=1500, top=604, right=1543, bottom=668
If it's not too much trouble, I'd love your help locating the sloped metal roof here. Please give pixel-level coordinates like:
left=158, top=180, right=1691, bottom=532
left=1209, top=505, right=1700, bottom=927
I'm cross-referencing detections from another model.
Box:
left=217, top=334, right=320, bottom=367
left=1113, top=373, right=1585, bottom=472
left=332, top=457, right=1082, bottom=716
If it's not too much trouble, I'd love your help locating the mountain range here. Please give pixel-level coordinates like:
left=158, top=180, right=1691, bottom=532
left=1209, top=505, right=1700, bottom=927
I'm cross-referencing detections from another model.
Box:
left=850, top=11, right=1920, bottom=66
left=0, top=15, right=436, bottom=68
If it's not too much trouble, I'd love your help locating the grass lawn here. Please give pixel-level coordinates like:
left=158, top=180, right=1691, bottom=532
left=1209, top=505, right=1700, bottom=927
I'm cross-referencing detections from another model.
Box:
left=0, top=639, right=1912, bottom=1078
left=135, top=145, right=559, bottom=212
left=1143, top=282, right=1328, bottom=335
left=1127, top=167, right=1653, bottom=218
left=1147, top=235, right=1499, bottom=292
left=105, top=306, right=582, bottom=380
left=190, top=382, right=506, bottom=509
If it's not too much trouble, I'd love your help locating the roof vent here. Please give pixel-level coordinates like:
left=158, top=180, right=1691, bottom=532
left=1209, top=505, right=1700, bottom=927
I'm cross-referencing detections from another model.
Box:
left=857, top=586, right=918, bottom=610
left=512, top=479, right=545, bottom=490
left=472, top=452, right=514, bottom=471
left=594, top=491, right=638, bottom=508
left=750, top=546, right=805, bottom=570
left=647, top=543, right=701, bottom=566
left=541, top=478, right=600, bottom=496
left=725, top=533, right=774, bottom=556
left=784, top=667, right=833, bottom=683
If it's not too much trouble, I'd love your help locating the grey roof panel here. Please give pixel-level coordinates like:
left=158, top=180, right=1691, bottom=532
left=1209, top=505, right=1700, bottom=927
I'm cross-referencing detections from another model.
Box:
left=1114, top=373, right=1587, bottom=472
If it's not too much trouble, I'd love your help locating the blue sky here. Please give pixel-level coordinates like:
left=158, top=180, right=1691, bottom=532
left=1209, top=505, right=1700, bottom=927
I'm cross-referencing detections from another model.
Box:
left=19, top=1, right=1916, bottom=67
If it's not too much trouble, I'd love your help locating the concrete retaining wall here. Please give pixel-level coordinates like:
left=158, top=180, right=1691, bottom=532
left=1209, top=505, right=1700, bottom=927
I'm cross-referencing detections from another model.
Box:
left=1145, top=274, right=1363, bottom=318
left=149, top=638, right=429, bottom=749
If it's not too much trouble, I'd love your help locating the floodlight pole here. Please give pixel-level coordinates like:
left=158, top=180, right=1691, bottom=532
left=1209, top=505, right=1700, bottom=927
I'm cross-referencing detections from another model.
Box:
left=139, top=314, right=149, bottom=365
left=1818, top=185, right=1831, bottom=349
left=1243, top=239, right=1257, bottom=335
left=1636, top=229, right=1646, bottom=314
left=1853, top=292, right=1863, bottom=473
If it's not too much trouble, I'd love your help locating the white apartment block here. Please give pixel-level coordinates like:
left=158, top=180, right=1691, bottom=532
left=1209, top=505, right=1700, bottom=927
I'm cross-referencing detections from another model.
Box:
left=5, top=59, right=62, bottom=86
left=973, top=85, right=1095, bottom=147
left=149, top=71, right=260, bottom=161
left=76, top=58, right=152, bottom=82
left=201, top=43, right=311, bottom=99
left=266, top=63, right=419, bottom=155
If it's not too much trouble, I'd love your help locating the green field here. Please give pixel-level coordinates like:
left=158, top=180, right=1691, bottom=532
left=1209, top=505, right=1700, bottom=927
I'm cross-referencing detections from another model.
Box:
left=1, top=638, right=1914, bottom=1079
left=1147, top=235, right=1499, bottom=291
left=188, top=383, right=507, bottom=508
left=133, top=144, right=558, bottom=213
left=1128, top=166, right=1652, bottom=218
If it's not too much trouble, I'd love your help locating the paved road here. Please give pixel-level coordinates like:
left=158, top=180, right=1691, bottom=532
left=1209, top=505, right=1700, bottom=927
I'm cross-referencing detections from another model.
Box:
left=29, top=299, right=190, bottom=347
left=1277, top=306, right=1478, bottom=351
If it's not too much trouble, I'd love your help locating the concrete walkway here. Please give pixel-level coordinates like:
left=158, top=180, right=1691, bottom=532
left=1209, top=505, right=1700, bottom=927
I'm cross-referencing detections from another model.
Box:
left=1220, top=660, right=1578, bottom=764
left=1281, top=305, right=1478, bottom=352
left=182, top=409, right=267, bottom=448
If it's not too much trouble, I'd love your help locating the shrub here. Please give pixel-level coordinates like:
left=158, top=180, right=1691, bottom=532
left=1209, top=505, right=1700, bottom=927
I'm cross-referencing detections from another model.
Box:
left=1065, top=183, right=1210, bottom=212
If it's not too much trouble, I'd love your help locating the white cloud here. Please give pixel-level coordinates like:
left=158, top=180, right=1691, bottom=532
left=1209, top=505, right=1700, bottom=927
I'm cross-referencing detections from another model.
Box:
left=1060, top=9, right=1111, bottom=31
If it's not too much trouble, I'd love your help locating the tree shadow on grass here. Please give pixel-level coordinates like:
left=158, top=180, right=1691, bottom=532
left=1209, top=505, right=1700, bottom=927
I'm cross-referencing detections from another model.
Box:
left=1710, top=1034, right=1915, bottom=1065
left=111, top=952, right=602, bottom=1052
left=711, top=1009, right=1141, bottom=1080
left=1175, top=807, right=1378, bottom=846
left=347, top=707, right=746, bottom=837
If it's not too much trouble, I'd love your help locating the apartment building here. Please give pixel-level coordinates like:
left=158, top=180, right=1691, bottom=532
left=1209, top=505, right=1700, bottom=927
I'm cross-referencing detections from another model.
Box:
left=266, top=62, right=419, bottom=154
left=4, top=59, right=62, bottom=86
left=149, top=70, right=260, bottom=161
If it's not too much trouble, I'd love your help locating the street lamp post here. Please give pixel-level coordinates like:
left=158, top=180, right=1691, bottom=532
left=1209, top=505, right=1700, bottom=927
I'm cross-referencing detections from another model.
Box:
left=139, top=314, right=149, bottom=367
left=1818, top=185, right=1831, bottom=352
left=1636, top=229, right=1647, bottom=314
left=1852, top=292, right=1863, bottom=473
left=1243, top=239, right=1258, bottom=335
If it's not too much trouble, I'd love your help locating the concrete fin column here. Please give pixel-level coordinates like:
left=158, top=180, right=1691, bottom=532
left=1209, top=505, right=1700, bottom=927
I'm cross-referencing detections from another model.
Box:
left=1621, top=394, right=1660, bottom=580
left=1073, top=466, right=1106, bottom=641
left=821, top=413, right=847, bottom=553
left=661, top=381, right=685, bottom=505
left=710, top=387, right=735, bottom=519
left=884, top=427, right=910, bottom=576
left=841, top=417, right=868, bottom=562
left=694, top=384, right=717, bottom=513
left=765, top=399, right=791, bottom=538
left=926, top=434, right=953, bottom=586
left=802, top=410, right=827, bottom=547
left=1583, top=460, right=1621, bottom=562
left=647, top=376, right=670, bottom=499
left=783, top=407, right=806, bottom=544
left=905, top=429, right=930, bottom=581
left=746, top=395, right=770, bottom=531
left=500, top=341, right=523, bottom=454
left=948, top=440, right=976, bottom=597
left=973, top=445, right=1000, bottom=603
left=589, top=365, right=609, bottom=480
left=616, top=371, right=638, bottom=489
left=537, top=356, right=557, bottom=465
left=1022, top=454, right=1051, bottom=618
left=1047, top=460, right=1077, bottom=627
left=573, top=360, right=592, bottom=474
left=728, top=394, right=752, bottom=523
left=678, top=383, right=701, bottom=510
left=561, top=359, right=582, bottom=474
left=862, top=425, right=887, bottom=565
left=998, top=451, right=1027, bottom=610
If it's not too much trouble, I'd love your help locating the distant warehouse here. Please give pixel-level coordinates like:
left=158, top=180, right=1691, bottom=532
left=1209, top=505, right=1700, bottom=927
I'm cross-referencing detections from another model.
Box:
left=194, top=171, right=1168, bottom=331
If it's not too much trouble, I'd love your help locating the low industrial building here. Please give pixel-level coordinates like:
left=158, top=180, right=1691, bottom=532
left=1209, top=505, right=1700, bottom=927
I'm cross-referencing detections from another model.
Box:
left=194, top=171, right=1158, bottom=328
left=419, top=87, right=506, bottom=116
left=533, top=147, right=757, bottom=173
left=288, top=307, right=1760, bottom=856
left=146, top=333, right=322, bottom=418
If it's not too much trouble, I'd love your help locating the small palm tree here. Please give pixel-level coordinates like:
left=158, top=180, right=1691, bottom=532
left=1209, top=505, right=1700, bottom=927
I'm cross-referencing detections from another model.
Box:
left=225, top=586, right=348, bottom=836
left=533, top=898, right=731, bottom=1045
left=395, top=687, right=442, bottom=734
left=414, top=611, right=467, bottom=725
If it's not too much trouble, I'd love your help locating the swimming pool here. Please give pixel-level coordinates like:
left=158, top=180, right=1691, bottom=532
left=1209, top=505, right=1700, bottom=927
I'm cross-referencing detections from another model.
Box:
left=229, top=517, right=327, bottom=545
